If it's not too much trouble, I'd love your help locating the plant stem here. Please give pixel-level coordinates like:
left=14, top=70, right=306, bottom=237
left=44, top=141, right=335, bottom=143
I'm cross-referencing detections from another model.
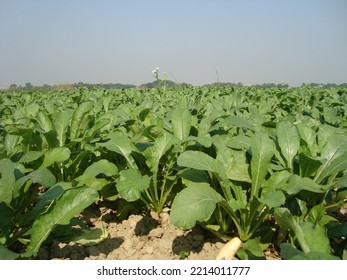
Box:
left=218, top=200, right=245, bottom=240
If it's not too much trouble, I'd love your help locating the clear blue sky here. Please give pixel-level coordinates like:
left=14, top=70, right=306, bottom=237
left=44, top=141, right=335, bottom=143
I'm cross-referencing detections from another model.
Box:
left=0, top=0, right=346, bottom=88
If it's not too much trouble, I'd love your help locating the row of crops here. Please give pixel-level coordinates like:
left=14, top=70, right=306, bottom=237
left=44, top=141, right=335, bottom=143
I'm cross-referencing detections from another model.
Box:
left=0, top=85, right=346, bottom=260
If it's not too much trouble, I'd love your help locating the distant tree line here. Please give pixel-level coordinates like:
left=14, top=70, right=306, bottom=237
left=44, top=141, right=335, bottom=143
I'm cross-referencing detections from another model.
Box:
left=205, top=82, right=347, bottom=88
left=300, top=82, right=347, bottom=88
left=7, top=80, right=192, bottom=91
left=74, top=82, right=136, bottom=89
left=8, top=82, right=136, bottom=91
left=6, top=81, right=347, bottom=91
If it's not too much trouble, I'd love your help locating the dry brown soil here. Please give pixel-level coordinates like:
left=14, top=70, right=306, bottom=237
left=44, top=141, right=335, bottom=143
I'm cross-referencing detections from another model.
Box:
left=37, top=202, right=346, bottom=260
left=37, top=206, right=229, bottom=260
left=39, top=202, right=347, bottom=260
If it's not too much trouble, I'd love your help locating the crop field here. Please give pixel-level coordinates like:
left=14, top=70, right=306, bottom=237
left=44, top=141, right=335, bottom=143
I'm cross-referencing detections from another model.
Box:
left=0, top=85, right=346, bottom=260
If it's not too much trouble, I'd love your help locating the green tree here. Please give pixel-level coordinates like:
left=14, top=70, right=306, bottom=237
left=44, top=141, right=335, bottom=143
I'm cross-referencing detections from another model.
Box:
left=25, top=82, right=33, bottom=90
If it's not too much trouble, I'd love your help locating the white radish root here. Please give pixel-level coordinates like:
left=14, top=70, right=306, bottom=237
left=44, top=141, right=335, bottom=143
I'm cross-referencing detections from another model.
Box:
left=216, top=237, right=242, bottom=260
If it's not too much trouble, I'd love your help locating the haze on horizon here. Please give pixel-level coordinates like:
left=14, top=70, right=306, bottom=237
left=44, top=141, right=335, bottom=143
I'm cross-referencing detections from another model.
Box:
left=0, top=0, right=346, bottom=89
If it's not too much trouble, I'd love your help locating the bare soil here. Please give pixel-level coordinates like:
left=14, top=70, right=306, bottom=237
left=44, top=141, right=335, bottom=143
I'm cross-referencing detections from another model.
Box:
left=37, top=203, right=230, bottom=260
left=38, top=202, right=345, bottom=260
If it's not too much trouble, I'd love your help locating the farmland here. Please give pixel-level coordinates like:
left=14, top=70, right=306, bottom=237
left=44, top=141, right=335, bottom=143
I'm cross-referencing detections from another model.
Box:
left=0, top=85, right=346, bottom=260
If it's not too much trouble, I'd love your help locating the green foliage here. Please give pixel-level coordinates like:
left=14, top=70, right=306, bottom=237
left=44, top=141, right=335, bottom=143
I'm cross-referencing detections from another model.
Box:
left=0, top=85, right=346, bottom=260
left=26, top=186, right=99, bottom=256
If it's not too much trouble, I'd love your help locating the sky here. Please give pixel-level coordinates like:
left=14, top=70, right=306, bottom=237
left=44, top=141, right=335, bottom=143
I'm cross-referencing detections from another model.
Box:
left=0, top=0, right=346, bottom=88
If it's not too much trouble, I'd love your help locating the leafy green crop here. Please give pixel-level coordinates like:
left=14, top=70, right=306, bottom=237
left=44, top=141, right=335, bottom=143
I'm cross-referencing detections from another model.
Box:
left=0, top=85, right=346, bottom=259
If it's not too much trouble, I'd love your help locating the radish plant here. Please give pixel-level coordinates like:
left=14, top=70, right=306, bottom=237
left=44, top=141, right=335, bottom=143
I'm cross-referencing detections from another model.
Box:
left=170, top=118, right=347, bottom=259
left=170, top=130, right=284, bottom=259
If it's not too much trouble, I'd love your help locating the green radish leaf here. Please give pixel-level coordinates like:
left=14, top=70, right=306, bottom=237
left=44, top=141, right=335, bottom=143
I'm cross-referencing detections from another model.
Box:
left=193, top=135, right=213, bottom=148
left=36, top=111, right=54, bottom=132
left=237, top=237, right=267, bottom=260
left=4, top=134, right=20, bottom=155
left=223, top=115, right=251, bottom=130
left=275, top=208, right=330, bottom=254
left=26, top=186, right=99, bottom=255
left=180, top=135, right=213, bottom=148
left=54, top=110, right=72, bottom=147
left=144, top=132, right=177, bottom=171
left=84, top=118, right=111, bottom=139
left=308, top=205, right=326, bottom=225
left=286, top=197, right=307, bottom=219
left=227, top=135, right=251, bottom=150
left=315, top=153, right=347, bottom=183
left=66, top=150, right=92, bottom=177
left=102, top=95, right=113, bottom=112
left=250, top=131, right=274, bottom=198
left=274, top=207, right=310, bottom=253
left=43, top=102, right=56, bottom=115
left=70, top=228, right=109, bottom=246
left=317, top=125, right=336, bottom=150
left=180, top=169, right=209, bottom=183
left=8, top=119, right=33, bottom=135
left=170, top=184, right=224, bottom=230
left=280, top=243, right=304, bottom=259
left=76, top=160, right=118, bottom=190
left=139, top=108, right=150, bottom=121
left=285, top=174, right=327, bottom=195
left=18, top=183, right=69, bottom=226
left=226, top=162, right=251, bottom=183
left=298, top=153, right=322, bottom=177
left=43, top=129, right=59, bottom=149
left=280, top=243, right=339, bottom=260
left=70, top=101, right=94, bottom=140
left=323, top=106, right=339, bottom=125
left=97, top=133, right=135, bottom=168
left=228, top=195, right=247, bottom=211
left=328, top=223, right=347, bottom=239
left=170, top=108, right=192, bottom=140
left=0, top=202, right=14, bottom=240
left=0, top=159, right=16, bottom=204
left=315, top=134, right=347, bottom=183
left=24, top=103, right=40, bottom=118
left=14, top=168, right=56, bottom=195
left=76, top=159, right=118, bottom=181
left=300, top=222, right=331, bottom=254
left=0, top=244, right=19, bottom=260
left=41, top=147, right=71, bottom=168
left=116, top=169, right=150, bottom=202
left=198, top=111, right=222, bottom=135
left=181, top=181, right=211, bottom=189
left=19, top=151, right=44, bottom=163
left=259, top=190, right=285, bottom=208
left=297, top=122, right=317, bottom=153
left=336, top=172, right=347, bottom=190
left=262, top=170, right=291, bottom=196
left=276, top=121, right=300, bottom=169
left=177, top=151, right=222, bottom=173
